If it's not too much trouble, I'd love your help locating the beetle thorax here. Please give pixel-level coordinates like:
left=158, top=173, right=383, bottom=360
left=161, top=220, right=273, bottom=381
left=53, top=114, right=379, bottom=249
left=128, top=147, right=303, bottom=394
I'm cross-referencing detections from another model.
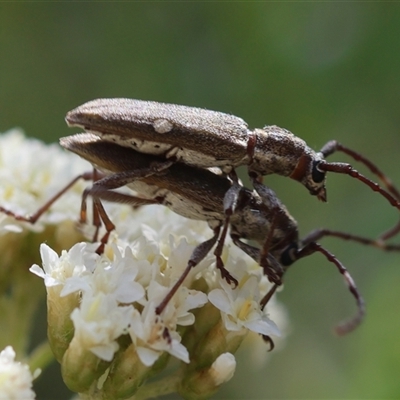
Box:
left=251, top=127, right=327, bottom=199
left=250, top=127, right=308, bottom=177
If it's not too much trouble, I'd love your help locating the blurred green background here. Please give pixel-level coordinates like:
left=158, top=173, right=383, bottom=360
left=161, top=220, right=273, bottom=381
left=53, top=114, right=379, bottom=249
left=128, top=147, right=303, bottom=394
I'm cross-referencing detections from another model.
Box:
left=1, top=3, right=400, bottom=399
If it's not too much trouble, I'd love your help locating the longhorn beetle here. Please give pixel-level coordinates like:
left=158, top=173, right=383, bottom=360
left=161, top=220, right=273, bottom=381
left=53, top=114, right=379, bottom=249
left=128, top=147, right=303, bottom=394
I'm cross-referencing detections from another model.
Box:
left=1, top=133, right=399, bottom=335
left=59, top=133, right=400, bottom=334
left=65, top=99, right=400, bottom=216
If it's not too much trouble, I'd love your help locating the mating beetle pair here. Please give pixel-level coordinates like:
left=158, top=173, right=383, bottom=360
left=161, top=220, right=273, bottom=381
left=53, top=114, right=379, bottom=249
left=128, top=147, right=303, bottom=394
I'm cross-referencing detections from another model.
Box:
left=61, top=132, right=400, bottom=336
left=2, top=98, right=399, bottom=337
left=62, top=99, right=400, bottom=334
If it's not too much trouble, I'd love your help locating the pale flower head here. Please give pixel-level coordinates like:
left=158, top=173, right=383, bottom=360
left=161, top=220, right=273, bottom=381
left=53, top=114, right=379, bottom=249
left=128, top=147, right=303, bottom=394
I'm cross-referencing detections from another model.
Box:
left=0, top=129, right=89, bottom=234
left=0, top=130, right=288, bottom=397
left=0, top=346, right=38, bottom=400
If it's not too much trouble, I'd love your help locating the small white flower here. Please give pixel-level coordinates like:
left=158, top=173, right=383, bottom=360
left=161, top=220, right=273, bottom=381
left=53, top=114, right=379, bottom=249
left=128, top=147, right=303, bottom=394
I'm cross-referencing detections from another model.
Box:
left=0, top=346, right=38, bottom=400
left=68, top=244, right=145, bottom=304
left=208, top=274, right=281, bottom=337
left=0, top=214, right=23, bottom=234
left=164, top=236, right=214, bottom=284
left=29, top=242, right=90, bottom=289
left=70, top=291, right=135, bottom=361
left=128, top=303, right=189, bottom=366
left=147, top=280, right=208, bottom=327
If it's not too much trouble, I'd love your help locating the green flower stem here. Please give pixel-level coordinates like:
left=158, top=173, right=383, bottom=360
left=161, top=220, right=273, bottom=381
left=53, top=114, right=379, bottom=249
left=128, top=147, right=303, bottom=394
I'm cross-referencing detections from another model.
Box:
left=78, top=374, right=183, bottom=400
left=0, top=257, right=44, bottom=355
left=128, top=374, right=182, bottom=400
left=28, top=341, right=54, bottom=374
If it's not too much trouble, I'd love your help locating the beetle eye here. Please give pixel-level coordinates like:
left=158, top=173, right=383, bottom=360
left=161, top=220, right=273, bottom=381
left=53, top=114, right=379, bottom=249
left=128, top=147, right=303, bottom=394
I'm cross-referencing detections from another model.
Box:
left=312, top=161, right=325, bottom=183
left=280, top=243, right=298, bottom=266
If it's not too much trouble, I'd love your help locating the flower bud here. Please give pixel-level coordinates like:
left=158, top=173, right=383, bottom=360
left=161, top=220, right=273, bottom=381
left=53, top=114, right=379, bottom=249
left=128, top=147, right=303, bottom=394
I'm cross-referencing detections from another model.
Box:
left=61, top=336, right=111, bottom=393
left=102, top=343, right=166, bottom=398
left=179, top=352, right=236, bottom=399
left=47, top=288, right=80, bottom=362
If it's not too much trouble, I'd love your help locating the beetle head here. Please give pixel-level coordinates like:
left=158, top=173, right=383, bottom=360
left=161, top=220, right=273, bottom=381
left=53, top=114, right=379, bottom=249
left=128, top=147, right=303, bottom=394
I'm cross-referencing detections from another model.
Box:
left=289, top=153, right=327, bottom=201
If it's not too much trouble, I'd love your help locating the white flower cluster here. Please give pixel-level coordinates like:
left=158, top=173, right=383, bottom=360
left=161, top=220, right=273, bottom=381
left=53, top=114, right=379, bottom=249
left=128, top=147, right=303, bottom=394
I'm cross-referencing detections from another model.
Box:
left=0, top=346, right=39, bottom=400
left=0, top=129, right=89, bottom=234
left=0, top=130, right=285, bottom=397
left=31, top=206, right=281, bottom=368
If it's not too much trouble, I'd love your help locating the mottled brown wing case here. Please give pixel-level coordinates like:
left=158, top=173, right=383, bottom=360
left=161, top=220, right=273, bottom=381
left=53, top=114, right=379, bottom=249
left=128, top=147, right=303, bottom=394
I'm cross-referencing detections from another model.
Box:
left=66, top=98, right=250, bottom=164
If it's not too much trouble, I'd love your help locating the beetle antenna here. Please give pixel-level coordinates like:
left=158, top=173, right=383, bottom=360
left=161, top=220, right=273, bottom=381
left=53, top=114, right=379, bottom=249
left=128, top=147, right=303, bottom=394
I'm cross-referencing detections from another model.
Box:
left=320, top=141, right=400, bottom=200
left=295, top=241, right=365, bottom=335
left=318, top=161, right=400, bottom=212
